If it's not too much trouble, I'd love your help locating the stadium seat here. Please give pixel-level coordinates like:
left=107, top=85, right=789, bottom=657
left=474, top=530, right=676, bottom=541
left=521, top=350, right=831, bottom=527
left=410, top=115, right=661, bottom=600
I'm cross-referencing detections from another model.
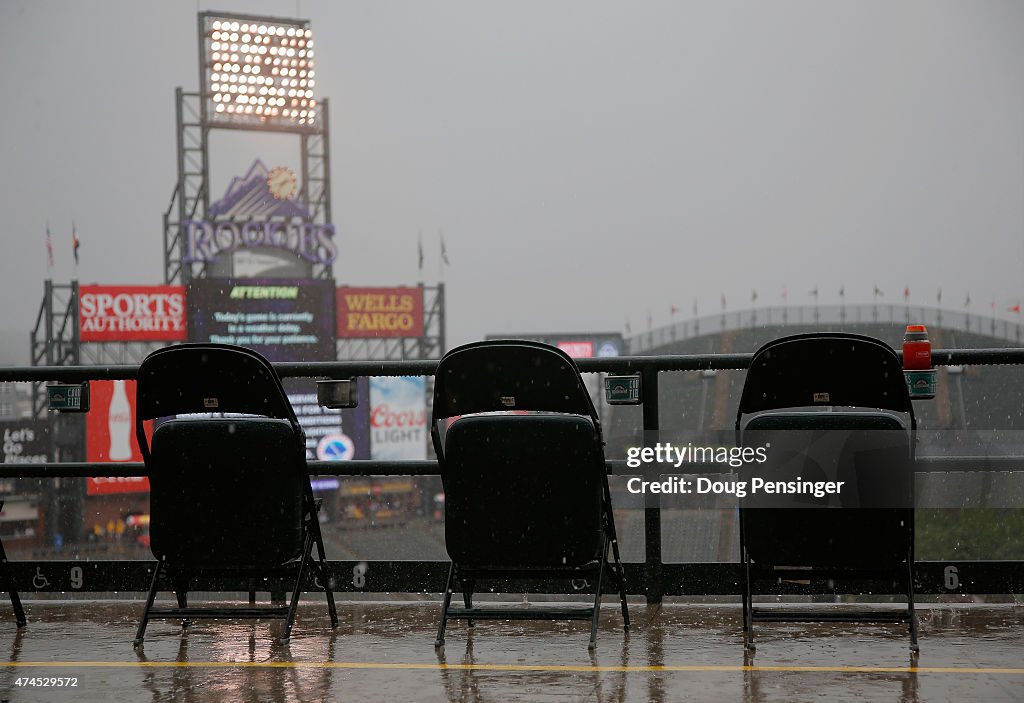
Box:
left=735, top=333, right=919, bottom=652
left=431, top=340, right=629, bottom=650
left=132, top=343, right=338, bottom=647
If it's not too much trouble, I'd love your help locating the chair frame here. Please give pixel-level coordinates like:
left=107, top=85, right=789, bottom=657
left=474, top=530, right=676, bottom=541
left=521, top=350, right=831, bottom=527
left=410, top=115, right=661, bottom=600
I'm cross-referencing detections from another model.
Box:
left=132, top=343, right=338, bottom=647
left=431, top=340, right=629, bottom=650
left=735, top=333, right=919, bottom=653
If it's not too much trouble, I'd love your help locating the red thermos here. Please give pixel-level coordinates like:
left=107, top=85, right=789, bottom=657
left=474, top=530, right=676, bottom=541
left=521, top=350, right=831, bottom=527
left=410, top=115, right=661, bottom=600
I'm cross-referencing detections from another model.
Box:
left=903, top=325, right=931, bottom=370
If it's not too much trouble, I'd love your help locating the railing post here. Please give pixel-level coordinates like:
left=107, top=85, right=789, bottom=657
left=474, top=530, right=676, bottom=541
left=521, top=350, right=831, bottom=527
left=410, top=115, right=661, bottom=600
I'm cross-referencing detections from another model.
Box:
left=642, top=366, right=662, bottom=605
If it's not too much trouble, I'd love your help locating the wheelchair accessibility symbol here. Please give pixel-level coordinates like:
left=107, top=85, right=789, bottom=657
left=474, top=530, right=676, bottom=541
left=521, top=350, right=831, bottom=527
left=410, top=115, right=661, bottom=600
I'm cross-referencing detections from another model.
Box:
left=32, top=567, right=51, bottom=589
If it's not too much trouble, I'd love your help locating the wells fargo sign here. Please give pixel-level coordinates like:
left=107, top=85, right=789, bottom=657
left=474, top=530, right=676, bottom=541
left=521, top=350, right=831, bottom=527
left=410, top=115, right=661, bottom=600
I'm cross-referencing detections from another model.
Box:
left=336, top=286, right=424, bottom=338
left=80, top=285, right=187, bottom=342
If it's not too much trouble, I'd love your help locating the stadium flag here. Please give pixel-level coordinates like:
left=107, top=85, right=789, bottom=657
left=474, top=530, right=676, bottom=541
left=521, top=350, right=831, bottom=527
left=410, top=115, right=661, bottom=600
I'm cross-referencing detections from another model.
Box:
left=838, top=285, right=845, bottom=299
left=964, top=292, right=971, bottom=308
left=625, top=318, right=631, bottom=335
left=72, top=221, right=80, bottom=266
left=937, top=289, right=942, bottom=305
left=873, top=285, right=884, bottom=298
left=417, top=231, right=424, bottom=273
left=781, top=287, right=788, bottom=303
left=1011, top=304, right=1021, bottom=314
left=45, top=223, right=54, bottom=269
left=904, top=286, right=910, bottom=302
left=720, top=293, right=726, bottom=311
left=751, top=289, right=758, bottom=303
left=670, top=304, right=679, bottom=316
left=440, top=233, right=450, bottom=266
left=808, top=286, right=818, bottom=299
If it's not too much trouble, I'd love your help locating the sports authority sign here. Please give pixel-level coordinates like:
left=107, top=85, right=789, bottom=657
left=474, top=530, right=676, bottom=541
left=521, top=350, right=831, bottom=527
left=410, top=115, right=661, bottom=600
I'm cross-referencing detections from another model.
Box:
left=80, top=285, right=186, bottom=342
left=336, top=286, right=424, bottom=338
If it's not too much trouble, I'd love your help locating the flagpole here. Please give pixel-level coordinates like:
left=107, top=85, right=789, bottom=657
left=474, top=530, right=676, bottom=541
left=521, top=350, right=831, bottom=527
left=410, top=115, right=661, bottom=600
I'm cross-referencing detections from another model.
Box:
left=417, top=229, right=424, bottom=285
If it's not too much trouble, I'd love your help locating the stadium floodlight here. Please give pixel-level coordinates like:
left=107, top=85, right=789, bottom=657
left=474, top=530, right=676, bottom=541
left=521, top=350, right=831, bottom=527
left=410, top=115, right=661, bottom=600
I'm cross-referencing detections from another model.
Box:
left=199, top=11, right=318, bottom=132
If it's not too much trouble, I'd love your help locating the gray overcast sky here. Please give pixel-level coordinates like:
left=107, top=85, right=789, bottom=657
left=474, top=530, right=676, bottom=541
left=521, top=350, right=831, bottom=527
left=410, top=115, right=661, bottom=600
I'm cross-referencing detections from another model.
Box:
left=0, top=0, right=1022, bottom=362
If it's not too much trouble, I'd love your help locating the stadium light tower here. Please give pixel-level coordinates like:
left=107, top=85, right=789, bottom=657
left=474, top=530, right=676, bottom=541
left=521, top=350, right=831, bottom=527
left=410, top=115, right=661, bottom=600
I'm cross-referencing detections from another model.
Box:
left=164, top=11, right=333, bottom=286
left=199, top=12, right=319, bottom=132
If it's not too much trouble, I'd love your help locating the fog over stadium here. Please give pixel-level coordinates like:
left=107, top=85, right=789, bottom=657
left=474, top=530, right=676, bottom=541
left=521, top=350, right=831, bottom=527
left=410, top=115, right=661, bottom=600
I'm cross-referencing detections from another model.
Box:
left=0, top=1, right=1022, bottom=362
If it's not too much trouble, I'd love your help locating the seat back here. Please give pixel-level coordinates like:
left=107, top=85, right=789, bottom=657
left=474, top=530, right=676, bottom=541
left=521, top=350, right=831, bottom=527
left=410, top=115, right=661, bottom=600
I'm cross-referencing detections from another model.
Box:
left=149, top=418, right=305, bottom=566
left=432, top=340, right=606, bottom=570
left=442, top=414, right=604, bottom=568
left=741, top=412, right=912, bottom=567
left=136, top=344, right=306, bottom=567
left=736, top=333, right=915, bottom=569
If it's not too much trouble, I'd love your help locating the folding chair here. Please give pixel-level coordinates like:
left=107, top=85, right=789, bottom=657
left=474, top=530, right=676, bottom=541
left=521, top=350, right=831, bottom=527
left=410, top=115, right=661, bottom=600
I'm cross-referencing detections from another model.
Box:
left=0, top=501, right=27, bottom=627
left=736, top=333, right=918, bottom=652
left=132, top=343, right=338, bottom=647
left=431, top=340, right=629, bottom=650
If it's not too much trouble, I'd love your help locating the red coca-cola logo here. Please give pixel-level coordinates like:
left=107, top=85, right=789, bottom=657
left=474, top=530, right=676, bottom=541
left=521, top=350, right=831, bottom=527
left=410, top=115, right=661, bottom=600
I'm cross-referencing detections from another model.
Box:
left=370, top=404, right=426, bottom=429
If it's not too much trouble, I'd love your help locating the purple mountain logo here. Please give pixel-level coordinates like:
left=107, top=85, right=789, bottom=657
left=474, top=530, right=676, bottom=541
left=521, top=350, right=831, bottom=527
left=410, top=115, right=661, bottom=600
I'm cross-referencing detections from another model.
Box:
left=209, top=160, right=312, bottom=220
left=182, top=158, right=337, bottom=265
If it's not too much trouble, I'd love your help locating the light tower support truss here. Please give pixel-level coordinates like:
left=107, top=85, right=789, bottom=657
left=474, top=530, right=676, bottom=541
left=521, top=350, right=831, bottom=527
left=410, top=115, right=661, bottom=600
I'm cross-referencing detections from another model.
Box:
left=29, top=280, right=79, bottom=418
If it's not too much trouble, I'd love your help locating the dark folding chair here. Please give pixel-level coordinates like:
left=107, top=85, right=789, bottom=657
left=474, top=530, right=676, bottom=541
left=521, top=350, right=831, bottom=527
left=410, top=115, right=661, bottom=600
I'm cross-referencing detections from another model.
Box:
left=132, top=343, right=338, bottom=647
left=432, top=340, right=629, bottom=650
left=0, top=501, right=27, bottom=627
left=736, top=333, right=918, bottom=652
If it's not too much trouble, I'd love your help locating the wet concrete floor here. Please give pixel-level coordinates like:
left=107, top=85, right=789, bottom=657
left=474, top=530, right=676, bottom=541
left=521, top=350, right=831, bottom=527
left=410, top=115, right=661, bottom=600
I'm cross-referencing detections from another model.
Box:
left=1, top=600, right=1022, bottom=702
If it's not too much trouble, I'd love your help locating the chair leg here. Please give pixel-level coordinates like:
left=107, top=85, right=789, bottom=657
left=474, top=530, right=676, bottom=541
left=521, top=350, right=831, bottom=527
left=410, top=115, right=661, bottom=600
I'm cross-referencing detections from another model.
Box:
left=435, top=562, right=456, bottom=648
left=134, top=560, right=163, bottom=647
left=742, top=547, right=755, bottom=652
left=309, top=495, right=339, bottom=627
left=463, top=577, right=474, bottom=628
left=603, top=500, right=630, bottom=631
left=8, top=588, right=26, bottom=628
left=174, top=579, right=190, bottom=630
left=589, top=536, right=609, bottom=651
left=282, top=530, right=315, bottom=643
left=906, top=550, right=919, bottom=653
left=0, top=522, right=26, bottom=627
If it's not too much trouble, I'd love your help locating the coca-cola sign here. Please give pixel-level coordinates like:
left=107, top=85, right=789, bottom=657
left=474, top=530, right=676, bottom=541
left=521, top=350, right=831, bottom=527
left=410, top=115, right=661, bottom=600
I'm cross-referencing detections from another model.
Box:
left=80, top=285, right=187, bottom=342
left=86, top=380, right=151, bottom=495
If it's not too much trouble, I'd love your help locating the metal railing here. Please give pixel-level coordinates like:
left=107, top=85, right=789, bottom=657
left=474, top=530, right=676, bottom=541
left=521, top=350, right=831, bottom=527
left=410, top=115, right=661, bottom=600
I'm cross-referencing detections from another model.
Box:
left=2, top=348, right=1024, bottom=603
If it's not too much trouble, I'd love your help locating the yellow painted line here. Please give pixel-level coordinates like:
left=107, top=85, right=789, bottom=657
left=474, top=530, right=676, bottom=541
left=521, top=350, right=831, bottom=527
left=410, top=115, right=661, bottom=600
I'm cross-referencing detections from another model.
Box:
left=2, top=661, right=1024, bottom=675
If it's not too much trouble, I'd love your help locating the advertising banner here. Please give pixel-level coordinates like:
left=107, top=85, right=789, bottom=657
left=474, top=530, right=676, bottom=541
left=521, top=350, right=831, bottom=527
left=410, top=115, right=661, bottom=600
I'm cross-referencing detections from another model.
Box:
left=485, top=332, right=624, bottom=359
left=369, top=376, right=427, bottom=460
left=293, top=379, right=370, bottom=464
left=187, top=278, right=336, bottom=362
left=337, top=286, right=424, bottom=338
left=2, top=419, right=50, bottom=466
left=79, top=285, right=187, bottom=342
left=86, top=380, right=151, bottom=495
left=189, top=277, right=369, bottom=463
left=557, top=341, right=595, bottom=358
